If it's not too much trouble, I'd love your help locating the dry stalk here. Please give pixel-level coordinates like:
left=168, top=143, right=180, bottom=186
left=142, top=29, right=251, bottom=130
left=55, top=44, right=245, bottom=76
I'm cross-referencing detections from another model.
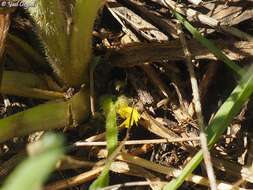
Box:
left=176, top=22, right=217, bottom=190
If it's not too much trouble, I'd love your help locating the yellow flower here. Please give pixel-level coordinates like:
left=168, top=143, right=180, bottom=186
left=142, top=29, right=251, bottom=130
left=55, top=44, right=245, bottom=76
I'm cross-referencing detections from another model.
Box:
left=114, top=96, right=140, bottom=128
left=117, top=106, right=140, bottom=128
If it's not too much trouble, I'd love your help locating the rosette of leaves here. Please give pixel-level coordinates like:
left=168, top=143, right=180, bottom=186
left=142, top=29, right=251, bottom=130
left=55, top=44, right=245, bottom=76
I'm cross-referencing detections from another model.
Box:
left=0, top=0, right=103, bottom=142
left=26, top=0, right=102, bottom=87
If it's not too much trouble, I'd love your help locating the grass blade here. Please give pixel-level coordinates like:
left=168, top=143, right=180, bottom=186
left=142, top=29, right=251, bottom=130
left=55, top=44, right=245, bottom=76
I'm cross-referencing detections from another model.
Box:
left=70, top=0, right=103, bottom=86
left=89, top=96, right=118, bottom=189
left=102, top=97, right=118, bottom=155
left=164, top=64, right=253, bottom=190
left=1, top=133, right=64, bottom=190
left=174, top=11, right=245, bottom=76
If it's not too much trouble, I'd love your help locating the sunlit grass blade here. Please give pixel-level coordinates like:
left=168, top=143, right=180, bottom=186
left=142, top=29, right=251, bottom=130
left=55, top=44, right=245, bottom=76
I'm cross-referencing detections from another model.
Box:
left=164, top=64, right=253, bottom=190
left=102, top=96, right=118, bottom=155
left=89, top=164, right=110, bottom=190
left=89, top=96, right=118, bottom=189
left=174, top=11, right=245, bottom=77
left=1, top=133, right=64, bottom=190
left=70, top=0, right=103, bottom=86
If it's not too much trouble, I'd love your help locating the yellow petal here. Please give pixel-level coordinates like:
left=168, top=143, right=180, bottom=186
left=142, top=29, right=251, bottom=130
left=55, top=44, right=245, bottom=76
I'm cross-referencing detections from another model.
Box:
left=117, top=106, right=140, bottom=128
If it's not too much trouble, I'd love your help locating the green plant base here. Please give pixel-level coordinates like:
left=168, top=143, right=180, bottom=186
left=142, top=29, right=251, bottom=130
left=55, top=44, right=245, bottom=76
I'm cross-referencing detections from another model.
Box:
left=0, top=88, right=90, bottom=143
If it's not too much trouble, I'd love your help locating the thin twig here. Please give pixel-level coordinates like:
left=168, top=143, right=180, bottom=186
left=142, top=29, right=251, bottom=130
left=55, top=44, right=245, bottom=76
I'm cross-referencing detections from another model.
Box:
left=176, top=22, right=217, bottom=190
left=74, top=137, right=200, bottom=147
left=89, top=57, right=100, bottom=117
left=44, top=166, right=104, bottom=190
left=97, top=181, right=167, bottom=190
left=45, top=152, right=245, bottom=190
left=118, top=153, right=248, bottom=190
left=84, top=125, right=126, bottom=142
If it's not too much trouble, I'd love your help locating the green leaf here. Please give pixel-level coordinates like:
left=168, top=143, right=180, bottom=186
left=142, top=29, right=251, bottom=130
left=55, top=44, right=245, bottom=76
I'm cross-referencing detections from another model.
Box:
left=164, top=64, right=253, bottom=190
left=102, top=96, right=118, bottom=155
left=89, top=96, right=118, bottom=190
left=1, top=133, right=64, bottom=190
left=22, top=0, right=69, bottom=83
left=22, top=0, right=103, bottom=87
left=174, top=11, right=245, bottom=76
left=89, top=165, right=110, bottom=190
left=70, top=0, right=103, bottom=86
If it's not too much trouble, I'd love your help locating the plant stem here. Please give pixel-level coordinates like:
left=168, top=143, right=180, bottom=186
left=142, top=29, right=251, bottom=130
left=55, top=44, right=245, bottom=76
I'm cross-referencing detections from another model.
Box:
left=1, top=71, right=65, bottom=99
left=176, top=22, right=217, bottom=190
left=0, top=88, right=90, bottom=143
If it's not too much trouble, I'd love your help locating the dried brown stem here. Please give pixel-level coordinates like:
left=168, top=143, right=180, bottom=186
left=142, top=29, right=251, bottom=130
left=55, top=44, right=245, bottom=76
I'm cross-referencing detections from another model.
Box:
left=108, top=40, right=253, bottom=67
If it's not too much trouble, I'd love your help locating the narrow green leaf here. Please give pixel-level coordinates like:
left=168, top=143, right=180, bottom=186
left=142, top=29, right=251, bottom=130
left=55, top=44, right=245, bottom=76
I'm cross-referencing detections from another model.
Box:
left=89, top=96, right=118, bottom=190
left=101, top=96, right=118, bottom=155
left=70, top=0, right=103, bottom=86
left=1, top=133, right=64, bottom=190
left=89, top=165, right=110, bottom=190
left=164, top=64, right=253, bottom=190
left=174, top=11, right=245, bottom=76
